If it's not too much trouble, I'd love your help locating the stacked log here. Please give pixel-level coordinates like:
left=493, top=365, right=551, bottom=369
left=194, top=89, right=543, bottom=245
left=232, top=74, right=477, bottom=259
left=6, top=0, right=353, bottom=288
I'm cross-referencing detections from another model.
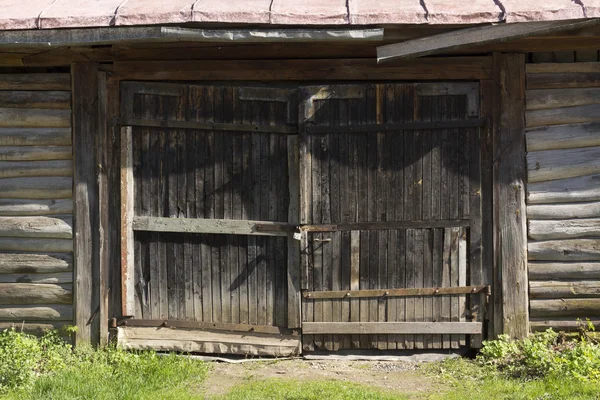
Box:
left=526, top=62, right=600, bottom=331
left=0, top=74, right=73, bottom=336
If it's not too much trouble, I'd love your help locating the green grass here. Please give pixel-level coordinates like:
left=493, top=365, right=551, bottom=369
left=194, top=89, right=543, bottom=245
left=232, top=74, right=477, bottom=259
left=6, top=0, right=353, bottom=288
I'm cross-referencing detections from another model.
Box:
left=219, top=379, right=408, bottom=400
left=2, top=350, right=209, bottom=400
left=425, top=358, right=600, bottom=400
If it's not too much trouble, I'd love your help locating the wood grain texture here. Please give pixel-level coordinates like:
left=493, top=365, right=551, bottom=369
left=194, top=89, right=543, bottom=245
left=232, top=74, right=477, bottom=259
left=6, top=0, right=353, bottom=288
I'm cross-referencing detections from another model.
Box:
left=120, top=126, right=134, bottom=318
left=302, top=322, right=482, bottom=335
left=530, top=318, right=600, bottom=331
left=529, top=262, right=600, bottom=280
left=0, top=108, right=70, bottom=128
left=0, top=147, right=72, bottom=161
left=0, top=176, right=72, bottom=199
left=0, top=283, right=72, bottom=305
left=526, top=63, right=600, bottom=74
left=526, top=122, right=600, bottom=151
left=528, top=174, right=600, bottom=204
left=0, top=199, right=72, bottom=216
left=494, top=53, right=529, bottom=339
left=0, top=128, right=71, bottom=146
left=0, top=216, right=72, bottom=239
left=0, top=272, right=72, bottom=284
left=526, top=88, right=600, bottom=111
left=530, top=299, right=600, bottom=317
left=0, top=238, right=72, bottom=253
left=528, top=147, right=600, bottom=183
left=528, top=201, right=600, bottom=219
left=529, top=218, right=600, bottom=240
left=72, top=63, right=99, bottom=346
left=0, top=253, right=72, bottom=274
left=0, top=91, right=70, bottom=109
left=117, top=327, right=301, bottom=357
left=529, top=239, right=600, bottom=261
left=529, top=280, right=600, bottom=299
left=0, top=74, right=71, bottom=91
left=133, top=216, right=289, bottom=237
left=0, top=304, right=72, bottom=320
left=0, top=160, right=72, bottom=178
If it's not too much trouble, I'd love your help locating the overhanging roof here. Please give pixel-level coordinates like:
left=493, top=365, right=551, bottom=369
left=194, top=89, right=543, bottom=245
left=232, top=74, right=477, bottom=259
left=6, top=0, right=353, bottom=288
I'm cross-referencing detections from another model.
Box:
left=0, top=0, right=599, bottom=30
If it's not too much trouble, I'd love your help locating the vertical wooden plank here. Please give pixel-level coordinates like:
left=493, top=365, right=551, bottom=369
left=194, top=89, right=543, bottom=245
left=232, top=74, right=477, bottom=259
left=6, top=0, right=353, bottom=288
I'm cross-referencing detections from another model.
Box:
left=166, top=130, right=179, bottom=320
left=157, top=130, right=168, bottom=320
left=423, top=229, right=433, bottom=349
left=329, top=102, right=341, bottom=350
left=432, top=228, right=443, bottom=349
left=73, top=63, right=99, bottom=345
left=413, top=229, right=424, bottom=350
left=441, top=228, right=451, bottom=348
left=119, top=124, right=134, bottom=320
left=430, top=96, right=443, bottom=349
left=458, top=227, right=468, bottom=346
left=366, top=85, right=378, bottom=349
left=450, top=227, right=460, bottom=348
left=338, top=98, right=350, bottom=350
left=97, top=71, right=109, bottom=346
left=287, top=134, right=301, bottom=328
left=350, top=230, right=360, bottom=349
left=494, top=53, right=529, bottom=339
left=375, top=84, right=387, bottom=350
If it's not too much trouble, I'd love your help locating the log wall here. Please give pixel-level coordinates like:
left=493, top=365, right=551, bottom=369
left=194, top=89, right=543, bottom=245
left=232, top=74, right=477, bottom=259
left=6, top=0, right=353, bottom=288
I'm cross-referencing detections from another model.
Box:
left=0, top=73, right=73, bottom=336
left=526, top=56, right=600, bottom=332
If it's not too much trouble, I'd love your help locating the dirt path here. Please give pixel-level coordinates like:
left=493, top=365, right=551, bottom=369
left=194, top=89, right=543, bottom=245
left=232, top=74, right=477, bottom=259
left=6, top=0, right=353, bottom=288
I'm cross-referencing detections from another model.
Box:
left=202, top=359, right=445, bottom=398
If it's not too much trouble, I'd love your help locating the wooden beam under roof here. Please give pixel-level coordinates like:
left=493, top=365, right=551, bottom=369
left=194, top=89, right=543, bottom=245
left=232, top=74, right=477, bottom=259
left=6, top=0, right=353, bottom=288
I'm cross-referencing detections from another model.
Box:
left=377, top=19, right=600, bottom=63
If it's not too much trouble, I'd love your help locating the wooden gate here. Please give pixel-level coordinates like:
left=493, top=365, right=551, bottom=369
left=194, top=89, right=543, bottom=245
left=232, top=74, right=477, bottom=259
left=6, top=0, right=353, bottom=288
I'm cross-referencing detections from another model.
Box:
left=298, top=84, right=488, bottom=351
left=117, top=82, right=301, bottom=356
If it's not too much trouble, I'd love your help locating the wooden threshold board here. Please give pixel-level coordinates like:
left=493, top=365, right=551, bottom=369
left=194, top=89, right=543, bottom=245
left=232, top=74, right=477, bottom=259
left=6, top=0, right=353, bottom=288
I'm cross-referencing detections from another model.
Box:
left=302, top=322, right=483, bottom=335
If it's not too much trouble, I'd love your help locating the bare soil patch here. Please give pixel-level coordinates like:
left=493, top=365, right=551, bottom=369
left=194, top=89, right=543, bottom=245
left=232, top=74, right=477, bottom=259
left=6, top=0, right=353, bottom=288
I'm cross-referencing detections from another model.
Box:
left=202, top=359, right=444, bottom=398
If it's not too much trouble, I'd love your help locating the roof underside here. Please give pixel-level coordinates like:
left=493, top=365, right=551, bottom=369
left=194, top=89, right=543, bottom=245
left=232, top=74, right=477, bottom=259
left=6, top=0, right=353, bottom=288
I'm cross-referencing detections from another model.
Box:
left=1, top=0, right=599, bottom=30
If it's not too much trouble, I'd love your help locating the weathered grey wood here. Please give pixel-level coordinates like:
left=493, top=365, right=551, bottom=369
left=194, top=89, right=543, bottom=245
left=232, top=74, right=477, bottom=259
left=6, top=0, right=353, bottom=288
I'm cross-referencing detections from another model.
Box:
left=530, top=299, right=600, bottom=317
left=0, top=146, right=72, bottom=161
left=0, top=27, right=383, bottom=47
left=529, top=239, right=600, bottom=261
left=526, top=88, right=600, bottom=111
left=287, top=135, right=300, bottom=329
left=120, top=319, right=294, bottom=335
left=0, top=160, right=72, bottom=178
left=0, top=304, right=72, bottom=320
left=117, top=326, right=301, bottom=357
left=494, top=53, right=529, bottom=339
left=300, top=219, right=469, bottom=232
left=527, top=63, right=600, bottom=74
left=0, top=238, right=72, bottom=253
left=377, top=20, right=600, bottom=62
left=529, top=218, right=600, bottom=240
left=0, top=128, right=71, bottom=146
left=303, top=286, right=488, bottom=299
left=526, top=72, right=600, bottom=90
left=120, top=126, right=134, bottom=317
left=0, top=108, right=70, bottom=128
left=529, top=280, right=600, bottom=299
left=526, top=122, right=600, bottom=151
left=0, top=177, right=72, bottom=199
left=528, top=201, right=600, bottom=219
left=526, top=104, right=600, bottom=128
left=0, top=216, right=72, bottom=239
left=302, top=322, right=483, bottom=335
left=0, top=199, right=72, bottom=216
left=0, top=91, right=71, bottom=109
left=528, top=174, right=600, bottom=204
left=528, top=147, right=600, bottom=183
left=0, top=74, right=71, bottom=90
left=0, top=322, right=68, bottom=336
left=0, top=272, right=72, bottom=284
left=0, top=283, right=72, bottom=305
left=72, top=63, right=99, bottom=346
left=529, top=262, right=600, bottom=280
left=530, top=318, right=600, bottom=332
left=98, top=70, right=109, bottom=347
left=0, top=253, right=72, bottom=273
left=114, top=117, right=297, bottom=134
left=132, top=216, right=289, bottom=237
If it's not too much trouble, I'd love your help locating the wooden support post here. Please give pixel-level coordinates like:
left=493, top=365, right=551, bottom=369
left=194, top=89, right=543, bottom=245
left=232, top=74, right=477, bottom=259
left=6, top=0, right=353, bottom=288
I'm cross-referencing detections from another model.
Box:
left=72, top=63, right=100, bottom=346
left=97, top=71, right=109, bottom=346
left=120, top=126, right=135, bottom=317
left=287, top=135, right=301, bottom=328
left=493, top=53, right=529, bottom=339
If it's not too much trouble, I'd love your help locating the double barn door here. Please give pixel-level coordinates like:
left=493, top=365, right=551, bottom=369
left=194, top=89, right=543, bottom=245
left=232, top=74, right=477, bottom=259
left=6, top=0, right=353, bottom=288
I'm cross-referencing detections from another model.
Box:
left=118, top=81, right=486, bottom=355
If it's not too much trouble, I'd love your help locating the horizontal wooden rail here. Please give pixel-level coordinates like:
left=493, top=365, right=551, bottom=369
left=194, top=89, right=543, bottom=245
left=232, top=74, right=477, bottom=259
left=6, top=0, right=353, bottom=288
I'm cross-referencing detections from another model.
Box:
left=113, top=117, right=297, bottom=134
left=292, top=219, right=470, bottom=233
left=305, top=119, right=486, bottom=134
left=303, top=285, right=490, bottom=299
left=133, top=216, right=290, bottom=237
left=118, top=319, right=296, bottom=336
left=302, top=322, right=483, bottom=335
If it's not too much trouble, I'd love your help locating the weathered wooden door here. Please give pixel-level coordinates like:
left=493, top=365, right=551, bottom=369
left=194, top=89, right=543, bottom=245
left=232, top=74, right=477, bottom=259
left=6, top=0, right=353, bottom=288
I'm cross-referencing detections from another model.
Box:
left=298, top=84, right=487, bottom=351
left=118, top=82, right=301, bottom=356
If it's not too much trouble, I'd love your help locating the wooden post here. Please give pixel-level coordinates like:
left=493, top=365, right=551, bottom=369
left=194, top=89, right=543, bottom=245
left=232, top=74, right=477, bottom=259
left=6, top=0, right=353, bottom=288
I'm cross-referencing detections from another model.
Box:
left=72, top=63, right=100, bottom=346
left=97, top=71, right=109, bottom=346
left=493, top=53, right=529, bottom=339
left=120, top=126, right=135, bottom=317
left=287, top=135, right=301, bottom=328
